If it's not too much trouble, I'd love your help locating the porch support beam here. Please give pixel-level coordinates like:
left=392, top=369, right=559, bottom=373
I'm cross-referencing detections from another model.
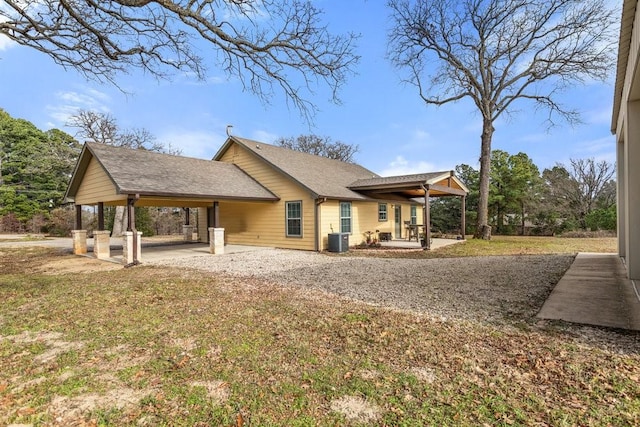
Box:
left=183, top=207, right=193, bottom=242
left=75, top=204, right=82, bottom=229
left=213, top=201, right=220, bottom=228
left=461, top=195, right=466, bottom=239
left=422, top=185, right=431, bottom=250
left=97, top=202, right=104, bottom=231
left=428, top=184, right=466, bottom=196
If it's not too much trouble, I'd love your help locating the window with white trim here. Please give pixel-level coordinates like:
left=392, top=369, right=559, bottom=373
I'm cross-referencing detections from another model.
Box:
left=378, top=203, right=388, bottom=221
left=286, top=201, right=302, bottom=237
left=411, top=205, right=418, bottom=224
left=340, top=202, right=352, bottom=233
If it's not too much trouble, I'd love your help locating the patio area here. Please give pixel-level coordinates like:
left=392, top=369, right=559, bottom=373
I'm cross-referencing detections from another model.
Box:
left=379, top=238, right=465, bottom=250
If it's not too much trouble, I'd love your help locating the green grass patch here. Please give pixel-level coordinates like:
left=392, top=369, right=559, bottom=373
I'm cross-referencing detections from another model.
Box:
left=0, top=243, right=638, bottom=426
left=349, top=235, right=617, bottom=258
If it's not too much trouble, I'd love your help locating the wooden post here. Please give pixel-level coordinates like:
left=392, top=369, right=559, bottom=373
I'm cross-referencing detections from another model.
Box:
left=97, top=202, right=104, bottom=231
left=127, top=198, right=135, bottom=232
left=75, top=204, right=82, bottom=229
left=461, top=196, right=466, bottom=239
left=213, top=201, right=220, bottom=228
left=423, top=186, right=431, bottom=250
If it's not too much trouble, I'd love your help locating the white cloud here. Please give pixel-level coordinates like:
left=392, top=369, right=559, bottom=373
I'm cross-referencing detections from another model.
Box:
left=0, top=34, right=15, bottom=50
left=46, top=88, right=111, bottom=126
left=0, top=6, right=15, bottom=50
left=251, top=129, right=279, bottom=143
left=586, top=104, right=614, bottom=126
left=379, top=155, right=444, bottom=176
left=515, top=132, right=549, bottom=144
left=576, top=136, right=616, bottom=155
left=159, top=129, right=224, bottom=159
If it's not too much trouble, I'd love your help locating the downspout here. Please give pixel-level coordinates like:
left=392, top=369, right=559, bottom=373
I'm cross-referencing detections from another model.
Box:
left=314, top=197, right=327, bottom=251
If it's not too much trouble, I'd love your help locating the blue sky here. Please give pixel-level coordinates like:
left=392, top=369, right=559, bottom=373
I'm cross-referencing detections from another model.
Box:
left=0, top=1, right=617, bottom=176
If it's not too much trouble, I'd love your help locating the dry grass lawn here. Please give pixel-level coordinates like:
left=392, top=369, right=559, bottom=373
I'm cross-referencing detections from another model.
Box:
left=1, top=238, right=639, bottom=426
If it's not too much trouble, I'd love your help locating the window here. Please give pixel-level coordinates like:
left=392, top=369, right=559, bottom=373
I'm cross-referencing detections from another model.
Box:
left=286, top=201, right=302, bottom=237
left=340, top=202, right=352, bottom=233
left=410, top=205, right=417, bottom=224
left=378, top=203, right=388, bottom=221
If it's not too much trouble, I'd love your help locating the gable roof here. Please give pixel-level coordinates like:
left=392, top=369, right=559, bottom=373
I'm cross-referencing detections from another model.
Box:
left=349, top=171, right=469, bottom=196
left=214, top=136, right=381, bottom=200
left=65, top=142, right=279, bottom=202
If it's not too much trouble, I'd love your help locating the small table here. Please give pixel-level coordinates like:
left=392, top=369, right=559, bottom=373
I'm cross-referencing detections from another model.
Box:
left=406, top=224, right=423, bottom=242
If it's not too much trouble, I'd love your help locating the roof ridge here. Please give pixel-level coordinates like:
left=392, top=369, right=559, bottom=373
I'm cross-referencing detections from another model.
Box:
left=231, top=135, right=377, bottom=171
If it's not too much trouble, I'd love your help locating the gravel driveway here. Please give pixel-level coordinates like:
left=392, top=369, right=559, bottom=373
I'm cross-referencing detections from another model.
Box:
left=150, top=249, right=575, bottom=325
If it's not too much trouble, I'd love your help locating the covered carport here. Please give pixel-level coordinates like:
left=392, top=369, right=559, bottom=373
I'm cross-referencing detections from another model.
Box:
left=348, top=171, right=469, bottom=250
left=64, top=142, right=278, bottom=265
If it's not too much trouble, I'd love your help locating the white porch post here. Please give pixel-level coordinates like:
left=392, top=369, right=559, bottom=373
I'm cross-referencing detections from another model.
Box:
left=123, top=231, right=143, bottom=265
left=209, top=227, right=225, bottom=254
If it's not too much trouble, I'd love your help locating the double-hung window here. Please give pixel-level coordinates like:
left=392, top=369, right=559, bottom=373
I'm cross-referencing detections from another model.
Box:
left=378, top=203, right=388, bottom=221
left=286, top=201, right=302, bottom=237
left=340, top=202, right=352, bottom=233
left=410, top=205, right=418, bottom=224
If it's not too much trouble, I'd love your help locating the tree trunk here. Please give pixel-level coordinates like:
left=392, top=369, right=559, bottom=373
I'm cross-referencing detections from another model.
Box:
left=521, top=200, right=526, bottom=236
left=475, top=118, right=493, bottom=240
left=112, top=205, right=127, bottom=237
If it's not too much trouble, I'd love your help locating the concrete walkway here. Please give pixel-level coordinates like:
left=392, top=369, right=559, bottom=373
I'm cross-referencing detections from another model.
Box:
left=537, top=253, right=640, bottom=331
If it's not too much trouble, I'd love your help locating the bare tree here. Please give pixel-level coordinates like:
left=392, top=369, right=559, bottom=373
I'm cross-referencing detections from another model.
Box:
left=387, top=0, right=617, bottom=239
left=275, top=134, right=359, bottom=162
left=67, top=111, right=118, bottom=146
left=565, top=158, right=616, bottom=229
left=542, top=158, right=615, bottom=229
left=67, top=110, right=180, bottom=153
left=1, top=1, right=359, bottom=120
left=68, top=110, right=179, bottom=235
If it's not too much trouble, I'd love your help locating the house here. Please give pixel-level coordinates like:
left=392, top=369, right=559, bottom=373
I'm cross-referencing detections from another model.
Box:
left=65, top=136, right=468, bottom=262
left=612, top=0, right=640, bottom=281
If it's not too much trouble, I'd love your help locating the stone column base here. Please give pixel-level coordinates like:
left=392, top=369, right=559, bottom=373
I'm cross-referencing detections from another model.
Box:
left=71, top=230, right=87, bottom=255
left=123, top=231, right=143, bottom=265
left=208, top=227, right=224, bottom=254
left=93, top=230, right=111, bottom=259
left=183, top=225, right=194, bottom=242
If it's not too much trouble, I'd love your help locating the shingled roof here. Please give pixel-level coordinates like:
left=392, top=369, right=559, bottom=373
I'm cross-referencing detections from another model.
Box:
left=65, top=142, right=279, bottom=201
left=349, top=172, right=457, bottom=189
left=349, top=171, right=469, bottom=198
left=215, top=136, right=381, bottom=200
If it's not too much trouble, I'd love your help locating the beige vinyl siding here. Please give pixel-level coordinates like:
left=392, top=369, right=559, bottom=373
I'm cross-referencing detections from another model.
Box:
left=218, top=143, right=316, bottom=250
left=353, top=201, right=414, bottom=241
left=74, top=157, right=125, bottom=205
left=318, top=200, right=339, bottom=251
left=318, top=200, right=415, bottom=249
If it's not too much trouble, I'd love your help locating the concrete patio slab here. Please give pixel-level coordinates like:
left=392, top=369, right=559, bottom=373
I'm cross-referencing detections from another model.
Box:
left=380, top=238, right=464, bottom=250
left=537, top=253, right=640, bottom=331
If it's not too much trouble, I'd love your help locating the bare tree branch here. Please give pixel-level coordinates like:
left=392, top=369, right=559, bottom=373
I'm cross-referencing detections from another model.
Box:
left=387, top=0, right=617, bottom=238
left=275, top=134, right=359, bottom=163
left=1, top=1, right=360, bottom=121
